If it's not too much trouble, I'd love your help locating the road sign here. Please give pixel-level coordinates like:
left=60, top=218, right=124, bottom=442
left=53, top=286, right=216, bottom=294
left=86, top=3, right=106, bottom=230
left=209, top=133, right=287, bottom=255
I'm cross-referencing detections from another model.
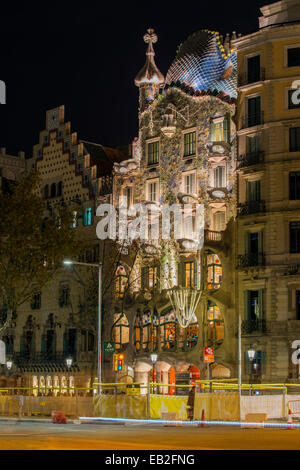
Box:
left=0, top=340, right=5, bottom=365
left=104, top=341, right=115, bottom=354
left=204, top=347, right=214, bottom=363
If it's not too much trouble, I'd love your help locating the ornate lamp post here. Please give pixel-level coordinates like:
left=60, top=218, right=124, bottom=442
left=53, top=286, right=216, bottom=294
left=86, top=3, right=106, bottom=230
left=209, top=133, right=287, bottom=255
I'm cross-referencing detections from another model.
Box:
left=248, top=345, right=256, bottom=395
left=150, top=353, right=158, bottom=393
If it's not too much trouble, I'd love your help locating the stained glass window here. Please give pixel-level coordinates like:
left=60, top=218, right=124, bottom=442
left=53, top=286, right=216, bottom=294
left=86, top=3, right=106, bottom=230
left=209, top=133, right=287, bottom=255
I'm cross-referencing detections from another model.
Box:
left=207, top=302, right=224, bottom=348
left=207, top=252, right=222, bottom=290
left=113, top=313, right=129, bottom=351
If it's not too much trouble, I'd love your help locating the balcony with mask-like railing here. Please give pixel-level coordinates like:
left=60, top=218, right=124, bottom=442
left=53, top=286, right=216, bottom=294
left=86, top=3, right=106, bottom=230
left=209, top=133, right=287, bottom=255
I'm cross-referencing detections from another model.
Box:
left=237, top=252, right=265, bottom=269
left=237, top=151, right=264, bottom=169
left=204, top=229, right=224, bottom=245
left=238, top=200, right=266, bottom=216
left=238, top=67, right=265, bottom=87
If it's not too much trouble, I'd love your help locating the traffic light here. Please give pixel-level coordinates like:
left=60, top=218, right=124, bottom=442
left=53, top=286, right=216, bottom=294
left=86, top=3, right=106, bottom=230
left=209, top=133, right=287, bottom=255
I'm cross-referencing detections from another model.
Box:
left=113, top=354, right=118, bottom=372
left=118, top=353, right=124, bottom=371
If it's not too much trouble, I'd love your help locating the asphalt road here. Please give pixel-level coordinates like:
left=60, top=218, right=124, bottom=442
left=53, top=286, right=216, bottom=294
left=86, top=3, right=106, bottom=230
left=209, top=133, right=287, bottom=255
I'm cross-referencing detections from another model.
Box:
left=0, top=421, right=299, bottom=450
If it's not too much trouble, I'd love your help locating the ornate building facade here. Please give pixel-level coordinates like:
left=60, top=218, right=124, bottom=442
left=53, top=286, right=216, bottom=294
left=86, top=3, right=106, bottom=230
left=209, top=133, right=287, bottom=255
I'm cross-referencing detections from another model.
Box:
left=1, top=0, right=300, bottom=394
left=233, top=0, right=300, bottom=383
left=109, top=28, right=238, bottom=390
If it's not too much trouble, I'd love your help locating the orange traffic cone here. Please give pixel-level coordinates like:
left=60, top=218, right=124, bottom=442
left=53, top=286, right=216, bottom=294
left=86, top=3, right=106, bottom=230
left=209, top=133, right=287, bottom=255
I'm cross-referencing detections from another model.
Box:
left=198, top=409, right=206, bottom=427
left=287, top=408, right=293, bottom=430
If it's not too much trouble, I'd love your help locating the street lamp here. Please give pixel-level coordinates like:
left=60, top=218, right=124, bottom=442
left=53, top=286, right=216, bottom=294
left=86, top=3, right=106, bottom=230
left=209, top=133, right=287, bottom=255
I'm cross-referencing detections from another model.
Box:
left=150, top=354, right=158, bottom=393
left=66, top=357, right=73, bottom=369
left=247, top=345, right=256, bottom=395
left=63, top=259, right=102, bottom=394
left=6, top=360, right=12, bottom=370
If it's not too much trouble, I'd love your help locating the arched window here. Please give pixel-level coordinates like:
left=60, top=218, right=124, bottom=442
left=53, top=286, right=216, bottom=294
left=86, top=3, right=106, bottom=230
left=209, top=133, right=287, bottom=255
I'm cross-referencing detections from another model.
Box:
left=113, top=313, right=129, bottom=351
left=44, top=185, right=49, bottom=199
left=207, top=301, right=224, bottom=348
left=207, top=251, right=222, bottom=290
left=160, top=308, right=177, bottom=351
left=50, top=183, right=56, bottom=198
left=115, top=265, right=128, bottom=300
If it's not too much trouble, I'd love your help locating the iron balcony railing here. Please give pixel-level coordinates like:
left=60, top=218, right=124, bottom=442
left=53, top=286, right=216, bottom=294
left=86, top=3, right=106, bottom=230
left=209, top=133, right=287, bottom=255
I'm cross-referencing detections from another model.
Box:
left=12, top=352, right=76, bottom=364
left=238, top=151, right=264, bottom=169
left=238, top=200, right=266, bottom=216
left=242, top=318, right=267, bottom=334
left=241, top=111, right=264, bottom=129
left=238, top=68, right=266, bottom=87
left=237, top=252, right=265, bottom=268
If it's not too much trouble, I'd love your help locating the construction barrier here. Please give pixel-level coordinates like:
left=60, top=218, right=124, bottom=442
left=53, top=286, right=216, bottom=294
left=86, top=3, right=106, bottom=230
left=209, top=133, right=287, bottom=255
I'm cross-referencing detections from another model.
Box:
left=0, top=395, right=94, bottom=418
left=150, top=394, right=188, bottom=420
left=93, top=394, right=147, bottom=419
left=194, top=392, right=239, bottom=421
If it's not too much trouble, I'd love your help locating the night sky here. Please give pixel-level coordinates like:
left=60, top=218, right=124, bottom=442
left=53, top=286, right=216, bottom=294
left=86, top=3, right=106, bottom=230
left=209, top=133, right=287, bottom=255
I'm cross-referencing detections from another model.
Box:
left=0, top=1, right=268, bottom=156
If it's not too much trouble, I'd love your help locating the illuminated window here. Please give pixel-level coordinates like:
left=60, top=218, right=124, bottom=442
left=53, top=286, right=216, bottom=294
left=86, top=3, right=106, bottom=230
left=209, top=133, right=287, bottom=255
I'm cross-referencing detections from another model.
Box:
left=84, top=208, right=93, bottom=226
left=135, top=309, right=159, bottom=353
left=184, top=262, right=194, bottom=288
left=160, top=308, right=177, bottom=351
left=115, top=265, right=128, bottom=300
left=113, top=313, right=129, bottom=351
left=210, top=118, right=229, bottom=143
left=71, top=211, right=78, bottom=228
left=183, top=132, right=196, bottom=157
left=141, top=266, right=159, bottom=290
left=147, top=181, right=158, bottom=202
left=207, top=251, right=222, bottom=290
left=147, top=141, right=159, bottom=165
left=207, top=301, right=224, bottom=348
left=214, top=166, right=225, bottom=188
left=178, top=314, right=199, bottom=351
left=134, top=312, right=142, bottom=352
left=183, top=172, right=195, bottom=194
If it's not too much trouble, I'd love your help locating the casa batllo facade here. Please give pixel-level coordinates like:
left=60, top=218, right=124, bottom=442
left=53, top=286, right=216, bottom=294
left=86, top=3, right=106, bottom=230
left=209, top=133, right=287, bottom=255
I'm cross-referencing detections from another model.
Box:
left=110, top=28, right=239, bottom=389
